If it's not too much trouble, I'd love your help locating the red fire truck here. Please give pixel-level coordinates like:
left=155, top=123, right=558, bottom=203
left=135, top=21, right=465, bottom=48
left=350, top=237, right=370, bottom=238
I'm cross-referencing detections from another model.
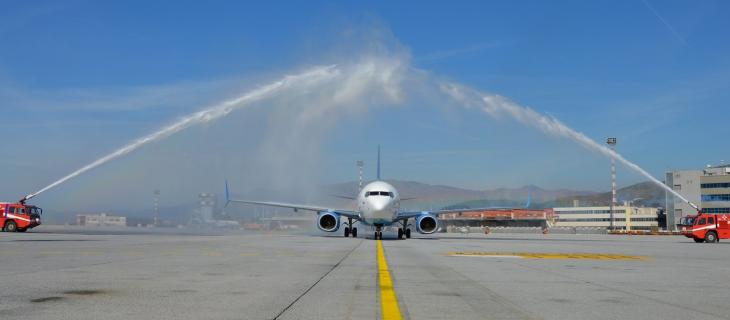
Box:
left=680, top=213, right=730, bottom=243
left=1, top=202, right=42, bottom=232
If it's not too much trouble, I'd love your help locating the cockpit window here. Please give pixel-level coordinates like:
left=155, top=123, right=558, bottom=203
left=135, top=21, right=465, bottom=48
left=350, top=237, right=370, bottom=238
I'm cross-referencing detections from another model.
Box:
left=367, top=191, right=394, bottom=198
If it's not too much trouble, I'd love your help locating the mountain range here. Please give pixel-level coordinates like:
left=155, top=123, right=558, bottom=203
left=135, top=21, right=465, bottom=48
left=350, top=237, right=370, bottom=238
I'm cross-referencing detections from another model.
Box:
left=47, top=180, right=668, bottom=224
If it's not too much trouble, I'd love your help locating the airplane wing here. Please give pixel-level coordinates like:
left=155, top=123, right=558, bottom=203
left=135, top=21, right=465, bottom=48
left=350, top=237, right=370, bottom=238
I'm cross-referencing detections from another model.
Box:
left=395, top=207, right=510, bottom=221
left=224, top=181, right=360, bottom=219
left=428, top=207, right=512, bottom=214
left=395, top=211, right=428, bottom=220
left=395, top=191, right=532, bottom=220
left=227, top=199, right=361, bottom=219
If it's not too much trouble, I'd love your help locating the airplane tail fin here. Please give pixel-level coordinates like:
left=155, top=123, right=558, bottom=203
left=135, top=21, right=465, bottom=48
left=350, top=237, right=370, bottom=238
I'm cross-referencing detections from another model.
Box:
left=377, top=145, right=381, bottom=180
left=525, top=189, right=532, bottom=208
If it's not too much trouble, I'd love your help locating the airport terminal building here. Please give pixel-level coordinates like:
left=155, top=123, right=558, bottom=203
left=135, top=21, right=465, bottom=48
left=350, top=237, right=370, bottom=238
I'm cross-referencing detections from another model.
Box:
left=666, top=164, right=730, bottom=231
left=438, top=206, right=659, bottom=231
left=553, top=206, right=659, bottom=231
left=438, top=209, right=554, bottom=230
left=76, top=213, right=127, bottom=227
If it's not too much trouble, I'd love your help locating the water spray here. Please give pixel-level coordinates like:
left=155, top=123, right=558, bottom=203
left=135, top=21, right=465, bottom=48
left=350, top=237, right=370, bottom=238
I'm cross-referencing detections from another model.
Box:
left=20, top=64, right=339, bottom=203
left=17, top=54, right=701, bottom=216
left=440, top=82, right=702, bottom=213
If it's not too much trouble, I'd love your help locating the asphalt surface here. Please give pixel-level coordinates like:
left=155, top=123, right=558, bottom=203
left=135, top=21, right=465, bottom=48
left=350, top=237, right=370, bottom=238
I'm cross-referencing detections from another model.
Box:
left=2, top=227, right=730, bottom=320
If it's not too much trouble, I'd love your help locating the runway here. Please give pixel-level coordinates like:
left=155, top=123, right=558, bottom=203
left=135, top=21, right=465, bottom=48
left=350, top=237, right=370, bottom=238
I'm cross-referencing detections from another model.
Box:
left=2, top=228, right=730, bottom=320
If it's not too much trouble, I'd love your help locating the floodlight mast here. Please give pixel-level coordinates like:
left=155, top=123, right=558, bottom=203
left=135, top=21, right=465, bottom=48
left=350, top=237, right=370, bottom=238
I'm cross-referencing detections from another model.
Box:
left=357, top=160, right=364, bottom=191
left=607, top=137, right=617, bottom=230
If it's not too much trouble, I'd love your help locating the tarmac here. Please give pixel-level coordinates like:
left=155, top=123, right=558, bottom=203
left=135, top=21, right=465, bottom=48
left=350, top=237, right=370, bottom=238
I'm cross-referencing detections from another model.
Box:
left=2, top=226, right=730, bottom=320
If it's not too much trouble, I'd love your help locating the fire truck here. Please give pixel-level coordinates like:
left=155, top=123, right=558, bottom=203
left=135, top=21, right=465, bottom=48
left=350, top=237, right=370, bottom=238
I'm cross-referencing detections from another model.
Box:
left=679, top=213, right=730, bottom=243
left=1, top=202, right=42, bottom=232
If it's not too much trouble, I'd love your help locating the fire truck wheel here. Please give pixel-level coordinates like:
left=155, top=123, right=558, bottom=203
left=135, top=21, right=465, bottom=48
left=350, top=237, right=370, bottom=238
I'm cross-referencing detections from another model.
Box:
left=4, top=221, right=17, bottom=232
left=705, top=231, right=718, bottom=243
left=694, top=238, right=705, bottom=243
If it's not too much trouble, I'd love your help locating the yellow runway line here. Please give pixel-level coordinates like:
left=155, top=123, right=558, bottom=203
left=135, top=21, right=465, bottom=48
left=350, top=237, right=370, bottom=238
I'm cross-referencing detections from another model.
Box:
left=377, top=240, right=403, bottom=320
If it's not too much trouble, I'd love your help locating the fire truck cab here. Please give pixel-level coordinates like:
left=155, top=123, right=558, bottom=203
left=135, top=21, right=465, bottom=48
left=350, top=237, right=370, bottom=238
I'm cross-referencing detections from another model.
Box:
left=0, top=202, right=42, bottom=232
left=681, top=213, right=730, bottom=243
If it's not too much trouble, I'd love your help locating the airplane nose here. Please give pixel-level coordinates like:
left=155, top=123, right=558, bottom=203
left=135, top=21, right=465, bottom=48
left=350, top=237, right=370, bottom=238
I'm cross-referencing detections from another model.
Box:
left=371, top=200, right=388, bottom=211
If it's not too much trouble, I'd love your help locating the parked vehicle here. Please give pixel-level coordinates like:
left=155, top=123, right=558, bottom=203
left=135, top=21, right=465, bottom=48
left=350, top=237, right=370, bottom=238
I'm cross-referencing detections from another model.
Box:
left=1, top=202, right=42, bottom=232
left=680, top=213, right=730, bottom=243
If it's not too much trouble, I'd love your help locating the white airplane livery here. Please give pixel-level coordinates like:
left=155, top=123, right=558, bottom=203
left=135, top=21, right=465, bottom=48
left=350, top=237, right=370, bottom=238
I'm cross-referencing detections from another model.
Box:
left=226, top=147, right=450, bottom=240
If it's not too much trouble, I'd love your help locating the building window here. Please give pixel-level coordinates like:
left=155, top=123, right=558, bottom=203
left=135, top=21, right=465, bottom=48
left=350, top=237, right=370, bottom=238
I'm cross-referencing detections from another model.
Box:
left=701, top=183, right=730, bottom=189
left=702, top=208, right=730, bottom=214
left=555, top=209, right=626, bottom=215
left=701, top=194, right=730, bottom=202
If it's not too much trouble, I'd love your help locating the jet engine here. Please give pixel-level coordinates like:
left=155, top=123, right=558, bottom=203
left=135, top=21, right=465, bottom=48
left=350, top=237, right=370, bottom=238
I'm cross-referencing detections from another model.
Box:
left=316, top=211, right=340, bottom=232
left=416, top=213, right=439, bottom=234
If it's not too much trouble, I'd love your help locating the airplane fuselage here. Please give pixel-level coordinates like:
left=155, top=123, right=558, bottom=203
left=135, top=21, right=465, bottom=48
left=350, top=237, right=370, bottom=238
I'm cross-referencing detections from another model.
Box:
left=356, top=180, right=400, bottom=226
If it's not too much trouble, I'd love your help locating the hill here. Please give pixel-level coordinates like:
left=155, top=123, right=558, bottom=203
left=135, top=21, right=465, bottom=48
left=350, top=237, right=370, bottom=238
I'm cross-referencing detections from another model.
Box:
left=553, top=181, right=666, bottom=208
left=326, top=180, right=596, bottom=210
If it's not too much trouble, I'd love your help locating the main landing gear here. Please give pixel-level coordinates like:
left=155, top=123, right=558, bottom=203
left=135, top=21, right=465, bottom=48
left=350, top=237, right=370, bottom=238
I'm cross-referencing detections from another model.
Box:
left=397, top=220, right=412, bottom=240
left=344, top=218, right=357, bottom=238
left=397, top=228, right=411, bottom=239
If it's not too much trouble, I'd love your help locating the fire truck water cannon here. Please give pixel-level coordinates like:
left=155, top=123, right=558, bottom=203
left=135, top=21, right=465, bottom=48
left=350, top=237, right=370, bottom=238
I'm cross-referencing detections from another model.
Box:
left=19, top=193, right=37, bottom=205
left=686, top=201, right=701, bottom=214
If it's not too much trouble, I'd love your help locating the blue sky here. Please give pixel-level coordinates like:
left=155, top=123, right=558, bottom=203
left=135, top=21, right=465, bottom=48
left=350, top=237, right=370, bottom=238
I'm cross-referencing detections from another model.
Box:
left=2, top=1, right=729, bottom=209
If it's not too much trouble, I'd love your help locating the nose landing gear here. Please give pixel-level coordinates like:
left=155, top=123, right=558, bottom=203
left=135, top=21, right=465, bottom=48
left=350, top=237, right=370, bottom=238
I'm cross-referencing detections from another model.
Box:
left=374, top=225, right=383, bottom=240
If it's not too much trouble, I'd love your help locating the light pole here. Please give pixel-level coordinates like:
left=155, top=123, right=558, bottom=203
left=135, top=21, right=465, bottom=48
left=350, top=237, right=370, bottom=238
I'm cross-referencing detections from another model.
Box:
left=153, top=189, right=160, bottom=227
left=607, top=138, right=617, bottom=230
left=357, top=160, right=364, bottom=191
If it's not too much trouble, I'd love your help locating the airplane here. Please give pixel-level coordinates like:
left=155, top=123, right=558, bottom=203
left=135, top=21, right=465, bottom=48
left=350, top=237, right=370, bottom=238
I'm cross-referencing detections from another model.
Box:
left=225, top=146, right=525, bottom=240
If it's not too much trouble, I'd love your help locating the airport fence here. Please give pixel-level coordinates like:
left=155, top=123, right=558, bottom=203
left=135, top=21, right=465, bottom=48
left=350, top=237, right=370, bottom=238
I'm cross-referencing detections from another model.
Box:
left=447, top=226, right=609, bottom=235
